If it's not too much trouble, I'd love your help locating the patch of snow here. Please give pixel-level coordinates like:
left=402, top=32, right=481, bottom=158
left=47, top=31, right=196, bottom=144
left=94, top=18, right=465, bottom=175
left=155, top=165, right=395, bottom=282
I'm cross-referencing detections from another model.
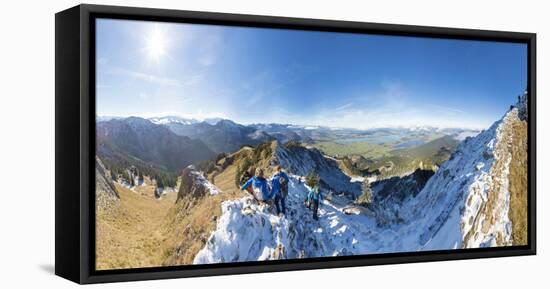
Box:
left=191, top=170, right=222, bottom=195
left=149, top=116, right=197, bottom=125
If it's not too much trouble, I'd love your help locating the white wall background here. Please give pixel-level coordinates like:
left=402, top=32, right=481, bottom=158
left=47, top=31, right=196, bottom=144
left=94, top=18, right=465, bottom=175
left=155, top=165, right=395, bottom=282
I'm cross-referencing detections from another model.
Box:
left=0, top=0, right=546, bottom=287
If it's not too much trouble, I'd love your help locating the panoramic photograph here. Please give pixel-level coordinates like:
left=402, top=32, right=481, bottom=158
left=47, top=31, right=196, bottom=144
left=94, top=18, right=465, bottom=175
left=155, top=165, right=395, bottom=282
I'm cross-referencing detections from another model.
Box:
left=94, top=18, right=528, bottom=270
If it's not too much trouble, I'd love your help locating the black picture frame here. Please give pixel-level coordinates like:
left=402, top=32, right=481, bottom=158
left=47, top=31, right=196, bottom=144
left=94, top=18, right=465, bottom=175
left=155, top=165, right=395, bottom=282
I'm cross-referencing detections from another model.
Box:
left=55, top=4, right=537, bottom=284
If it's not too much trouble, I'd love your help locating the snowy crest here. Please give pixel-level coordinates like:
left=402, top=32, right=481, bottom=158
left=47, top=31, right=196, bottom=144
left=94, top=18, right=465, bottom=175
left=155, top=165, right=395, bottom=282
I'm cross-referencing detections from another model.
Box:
left=193, top=101, right=526, bottom=262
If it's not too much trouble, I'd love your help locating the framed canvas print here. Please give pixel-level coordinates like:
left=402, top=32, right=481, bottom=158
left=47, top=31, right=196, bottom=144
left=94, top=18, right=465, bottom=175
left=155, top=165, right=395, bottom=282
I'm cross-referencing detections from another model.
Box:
left=55, top=4, right=536, bottom=284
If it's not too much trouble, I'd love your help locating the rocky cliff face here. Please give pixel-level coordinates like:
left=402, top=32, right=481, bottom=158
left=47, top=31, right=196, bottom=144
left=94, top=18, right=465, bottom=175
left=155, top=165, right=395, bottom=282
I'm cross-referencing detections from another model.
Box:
left=95, top=156, right=119, bottom=213
left=177, top=166, right=222, bottom=202
left=275, top=142, right=362, bottom=198
left=369, top=168, right=434, bottom=226
left=399, top=91, right=529, bottom=249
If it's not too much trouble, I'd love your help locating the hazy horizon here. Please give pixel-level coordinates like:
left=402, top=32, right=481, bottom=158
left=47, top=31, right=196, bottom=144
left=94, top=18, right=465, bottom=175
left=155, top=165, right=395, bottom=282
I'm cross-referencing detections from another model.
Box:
left=96, top=113, right=489, bottom=131
left=96, top=19, right=527, bottom=130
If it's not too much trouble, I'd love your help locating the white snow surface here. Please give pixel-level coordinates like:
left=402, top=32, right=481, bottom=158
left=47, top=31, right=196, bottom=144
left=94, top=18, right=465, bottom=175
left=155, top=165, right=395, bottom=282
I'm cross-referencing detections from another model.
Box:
left=149, top=116, right=197, bottom=125
left=194, top=176, right=379, bottom=264
left=190, top=170, right=222, bottom=195
left=274, top=144, right=362, bottom=198
left=193, top=108, right=520, bottom=264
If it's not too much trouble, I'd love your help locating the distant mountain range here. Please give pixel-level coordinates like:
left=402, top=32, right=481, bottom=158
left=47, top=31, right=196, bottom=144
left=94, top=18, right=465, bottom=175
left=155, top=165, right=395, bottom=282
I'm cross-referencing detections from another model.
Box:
left=97, top=117, right=216, bottom=172
left=149, top=116, right=223, bottom=126
left=96, top=115, right=480, bottom=174
left=155, top=118, right=276, bottom=153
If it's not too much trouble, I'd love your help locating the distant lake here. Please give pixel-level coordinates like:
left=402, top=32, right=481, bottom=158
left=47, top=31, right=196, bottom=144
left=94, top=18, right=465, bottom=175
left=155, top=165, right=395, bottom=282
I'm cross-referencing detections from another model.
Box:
left=336, top=134, right=402, bottom=145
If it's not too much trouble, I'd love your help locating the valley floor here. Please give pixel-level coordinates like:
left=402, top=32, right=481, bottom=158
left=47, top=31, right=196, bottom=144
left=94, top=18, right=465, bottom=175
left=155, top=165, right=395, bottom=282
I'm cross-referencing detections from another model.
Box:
left=95, top=183, right=176, bottom=270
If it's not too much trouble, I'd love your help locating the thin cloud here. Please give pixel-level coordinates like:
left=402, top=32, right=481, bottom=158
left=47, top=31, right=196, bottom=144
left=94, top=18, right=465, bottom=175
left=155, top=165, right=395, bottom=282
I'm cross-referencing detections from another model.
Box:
left=125, top=110, right=228, bottom=121
left=335, top=102, right=354, bottom=111
left=107, top=66, right=201, bottom=88
left=302, top=82, right=486, bottom=130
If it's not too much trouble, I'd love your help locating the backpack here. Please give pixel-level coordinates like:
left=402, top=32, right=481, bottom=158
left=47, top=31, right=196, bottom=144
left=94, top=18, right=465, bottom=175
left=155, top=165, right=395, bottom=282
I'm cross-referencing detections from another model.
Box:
left=279, top=176, right=288, bottom=198
left=253, top=185, right=264, bottom=201
left=253, top=178, right=267, bottom=201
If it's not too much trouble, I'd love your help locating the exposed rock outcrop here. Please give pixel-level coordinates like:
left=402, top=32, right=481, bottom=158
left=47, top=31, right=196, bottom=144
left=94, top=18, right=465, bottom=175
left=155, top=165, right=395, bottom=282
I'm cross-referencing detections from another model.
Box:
left=275, top=142, right=362, bottom=198
left=95, top=156, right=119, bottom=213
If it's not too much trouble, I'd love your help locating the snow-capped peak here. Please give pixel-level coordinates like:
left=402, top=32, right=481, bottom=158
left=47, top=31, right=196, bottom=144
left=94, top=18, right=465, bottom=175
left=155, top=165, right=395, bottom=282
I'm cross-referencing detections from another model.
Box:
left=149, top=116, right=198, bottom=125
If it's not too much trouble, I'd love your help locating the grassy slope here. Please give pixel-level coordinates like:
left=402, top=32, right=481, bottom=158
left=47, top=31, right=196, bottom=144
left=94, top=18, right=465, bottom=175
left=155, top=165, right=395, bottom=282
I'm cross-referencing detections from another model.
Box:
left=392, top=135, right=457, bottom=159
left=313, top=136, right=457, bottom=179
left=313, top=141, right=391, bottom=159
left=367, top=136, right=458, bottom=178
left=96, top=143, right=278, bottom=268
left=95, top=183, right=176, bottom=270
left=461, top=110, right=528, bottom=247
left=161, top=180, right=245, bottom=265
left=161, top=144, right=276, bottom=266
left=509, top=117, right=528, bottom=245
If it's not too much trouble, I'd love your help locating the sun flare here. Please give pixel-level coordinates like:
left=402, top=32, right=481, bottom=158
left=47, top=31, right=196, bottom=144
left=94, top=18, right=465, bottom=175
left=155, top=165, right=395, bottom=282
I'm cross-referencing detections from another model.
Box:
left=144, top=24, right=169, bottom=63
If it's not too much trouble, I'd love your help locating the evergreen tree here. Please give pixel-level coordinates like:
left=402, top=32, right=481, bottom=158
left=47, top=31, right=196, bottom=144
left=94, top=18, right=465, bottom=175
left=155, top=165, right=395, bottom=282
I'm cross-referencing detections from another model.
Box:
left=305, top=171, right=320, bottom=187
left=156, top=175, right=164, bottom=188
left=357, top=180, right=373, bottom=205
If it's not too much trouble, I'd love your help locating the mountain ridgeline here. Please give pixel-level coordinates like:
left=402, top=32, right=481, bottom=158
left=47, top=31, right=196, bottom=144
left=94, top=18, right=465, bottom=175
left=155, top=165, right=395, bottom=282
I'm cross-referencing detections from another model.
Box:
left=97, top=115, right=474, bottom=180
left=185, top=92, right=529, bottom=263
left=160, top=119, right=275, bottom=154
left=95, top=91, right=528, bottom=269
left=97, top=117, right=216, bottom=172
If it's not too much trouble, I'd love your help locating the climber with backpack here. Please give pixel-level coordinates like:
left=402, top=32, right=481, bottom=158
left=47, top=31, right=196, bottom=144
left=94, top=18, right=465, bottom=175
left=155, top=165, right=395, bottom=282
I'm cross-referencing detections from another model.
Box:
left=241, top=167, right=273, bottom=203
left=306, top=185, right=322, bottom=220
left=270, top=165, right=290, bottom=216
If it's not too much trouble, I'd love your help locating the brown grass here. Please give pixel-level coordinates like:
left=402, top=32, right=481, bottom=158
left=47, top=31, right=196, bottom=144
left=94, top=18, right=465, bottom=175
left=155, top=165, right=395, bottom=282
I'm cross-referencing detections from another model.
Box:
left=161, top=142, right=278, bottom=265
left=97, top=142, right=280, bottom=268
left=95, top=183, right=176, bottom=270
left=508, top=118, right=528, bottom=245
left=162, top=163, right=247, bottom=265
left=462, top=110, right=528, bottom=247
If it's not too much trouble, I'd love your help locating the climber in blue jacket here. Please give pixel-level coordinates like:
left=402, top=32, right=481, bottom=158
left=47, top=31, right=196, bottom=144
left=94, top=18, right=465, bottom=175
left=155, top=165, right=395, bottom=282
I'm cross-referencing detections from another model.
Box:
left=306, top=185, right=323, bottom=220
left=241, top=167, right=272, bottom=202
left=270, top=165, right=290, bottom=216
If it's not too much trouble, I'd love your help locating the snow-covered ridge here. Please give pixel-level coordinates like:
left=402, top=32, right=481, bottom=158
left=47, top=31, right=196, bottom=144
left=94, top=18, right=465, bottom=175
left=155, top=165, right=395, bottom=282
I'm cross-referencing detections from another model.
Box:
left=149, top=116, right=223, bottom=126
left=397, top=103, right=525, bottom=249
left=274, top=143, right=362, bottom=198
left=190, top=170, right=222, bottom=195
left=194, top=177, right=379, bottom=264
left=149, top=116, right=198, bottom=125
left=192, top=95, right=527, bottom=262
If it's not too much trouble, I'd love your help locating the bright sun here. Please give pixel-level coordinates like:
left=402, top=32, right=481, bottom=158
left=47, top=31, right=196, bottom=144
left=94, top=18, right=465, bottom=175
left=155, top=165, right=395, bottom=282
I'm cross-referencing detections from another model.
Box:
left=144, top=24, right=169, bottom=63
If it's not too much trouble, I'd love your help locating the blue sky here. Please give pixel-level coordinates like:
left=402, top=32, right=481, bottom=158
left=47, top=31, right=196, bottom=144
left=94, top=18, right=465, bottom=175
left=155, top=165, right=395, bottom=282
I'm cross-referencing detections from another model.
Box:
left=96, top=19, right=527, bottom=129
